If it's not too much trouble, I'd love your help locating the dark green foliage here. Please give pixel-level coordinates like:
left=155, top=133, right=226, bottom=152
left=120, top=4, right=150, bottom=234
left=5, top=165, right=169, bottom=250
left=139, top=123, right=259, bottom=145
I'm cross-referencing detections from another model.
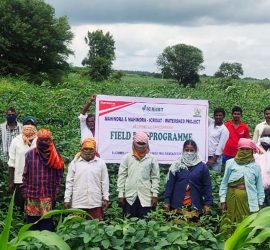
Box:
left=0, top=0, right=73, bottom=84
left=214, top=62, right=244, bottom=79
left=82, top=30, right=115, bottom=81
left=1, top=73, right=270, bottom=249
left=157, top=44, right=204, bottom=87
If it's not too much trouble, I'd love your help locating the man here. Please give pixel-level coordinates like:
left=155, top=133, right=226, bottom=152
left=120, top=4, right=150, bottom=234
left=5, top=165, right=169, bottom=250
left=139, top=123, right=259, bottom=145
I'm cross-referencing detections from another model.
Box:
left=222, top=106, right=250, bottom=164
left=254, top=126, right=270, bottom=206
left=207, top=108, right=229, bottom=173
left=79, top=95, right=96, bottom=140
left=253, top=106, right=270, bottom=143
left=117, top=132, right=160, bottom=219
left=21, top=129, right=64, bottom=231
left=0, top=107, right=22, bottom=167
left=8, top=118, right=38, bottom=211
left=64, top=138, right=109, bottom=221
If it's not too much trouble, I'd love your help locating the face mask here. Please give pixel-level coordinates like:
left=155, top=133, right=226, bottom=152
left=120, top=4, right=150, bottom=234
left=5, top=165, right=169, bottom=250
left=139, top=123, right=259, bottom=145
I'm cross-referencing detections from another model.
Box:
left=38, top=141, right=50, bottom=149
left=261, top=142, right=270, bottom=152
left=6, top=115, right=16, bottom=123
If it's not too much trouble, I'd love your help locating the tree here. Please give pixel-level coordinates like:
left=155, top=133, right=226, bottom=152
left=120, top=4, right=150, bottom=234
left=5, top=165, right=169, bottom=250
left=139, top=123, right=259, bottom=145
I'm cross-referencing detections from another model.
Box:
left=214, top=62, right=244, bottom=79
left=0, top=0, right=73, bottom=84
left=157, top=44, right=204, bottom=87
left=82, top=30, right=115, bottom=81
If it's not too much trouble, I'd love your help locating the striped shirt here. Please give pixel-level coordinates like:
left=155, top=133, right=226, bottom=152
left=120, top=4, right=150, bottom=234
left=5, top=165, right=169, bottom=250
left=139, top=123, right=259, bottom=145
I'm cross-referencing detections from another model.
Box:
left=0, top=122, right=21, bottom=162
left=21, top=148, right=63, bottom=199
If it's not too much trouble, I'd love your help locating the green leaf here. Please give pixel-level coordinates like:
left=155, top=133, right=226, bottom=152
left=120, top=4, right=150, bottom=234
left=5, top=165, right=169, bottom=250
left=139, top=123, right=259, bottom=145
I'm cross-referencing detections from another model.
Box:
left=247, top=228, right=270, bottom=244
left=101, top=239, right=110, bottom=249
left=0, top=192, right=15, bottom=250
left=167, top=231, right=180, bottom=243
left=15, top=230, right=70, bottom=250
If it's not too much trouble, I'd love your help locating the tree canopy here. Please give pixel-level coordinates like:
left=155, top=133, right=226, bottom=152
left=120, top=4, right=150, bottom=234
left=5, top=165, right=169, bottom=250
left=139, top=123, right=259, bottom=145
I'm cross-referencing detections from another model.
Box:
left=0, top=0, right=73, bottom=84
left=82, top=30, right=115, bottom=81
left=214, top=62, right=244, bottom=79
left=157, top=44, right=204, bottom=87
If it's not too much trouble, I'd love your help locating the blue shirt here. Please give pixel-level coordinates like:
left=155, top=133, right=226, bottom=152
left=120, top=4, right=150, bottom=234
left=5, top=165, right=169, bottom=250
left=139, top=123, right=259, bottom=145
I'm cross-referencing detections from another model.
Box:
left=164, top=162, right=213, bottom=210
left=219, top=158, right=265, bottom=212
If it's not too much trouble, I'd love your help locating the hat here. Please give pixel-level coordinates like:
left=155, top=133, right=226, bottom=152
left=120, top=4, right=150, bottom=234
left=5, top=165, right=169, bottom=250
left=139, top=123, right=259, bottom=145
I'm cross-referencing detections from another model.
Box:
left=23, top=116, right=37, bottom=126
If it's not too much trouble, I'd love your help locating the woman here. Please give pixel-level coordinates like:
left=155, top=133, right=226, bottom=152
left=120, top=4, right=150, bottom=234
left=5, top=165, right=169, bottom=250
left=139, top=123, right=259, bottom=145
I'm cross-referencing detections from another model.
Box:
left=164, top=140, right=212, bottom=217
left=22, top=129, right=64, bottom=231
left=219, top=138, right=265, bottom=223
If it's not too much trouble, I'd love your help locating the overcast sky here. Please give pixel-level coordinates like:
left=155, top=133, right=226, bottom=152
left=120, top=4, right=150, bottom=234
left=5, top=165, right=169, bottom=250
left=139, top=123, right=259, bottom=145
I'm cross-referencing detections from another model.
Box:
left=45, top=0, right=270, bottom=79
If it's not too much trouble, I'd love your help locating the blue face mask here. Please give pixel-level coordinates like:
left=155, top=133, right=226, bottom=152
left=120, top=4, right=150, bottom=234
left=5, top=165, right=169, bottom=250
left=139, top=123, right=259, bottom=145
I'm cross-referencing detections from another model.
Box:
left=6, top=115, right=17, bottom=123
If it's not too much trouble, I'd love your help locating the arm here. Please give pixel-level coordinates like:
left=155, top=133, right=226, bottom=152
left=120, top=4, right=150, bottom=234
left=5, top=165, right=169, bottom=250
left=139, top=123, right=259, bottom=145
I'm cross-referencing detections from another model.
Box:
left=164, top=171, right=176, bottom=205
left=256, top=166, right=265, bottom=206
left=64, top=162, right=76, bottom=205
left=214, top=127, right=229, bottom=157
left=219, top=161, right=232, bottom=203
left=8, top=138, right=16, bottom=168
left=253, top=125, right=259, bottom=143
left=80, top=95, right=96, bottom=115
left=150, top=158, right=160, bottom=197
left=8, top=139, right=16, bottom=192
left=101, top=161, right=109, bottom=201
left=21, top=153, right=30, bottom=197
left=117, top=155, right=129, bottom=198
left=202, top=164, right=213, bottom=206
left=55, top=168, right=64, bottom=198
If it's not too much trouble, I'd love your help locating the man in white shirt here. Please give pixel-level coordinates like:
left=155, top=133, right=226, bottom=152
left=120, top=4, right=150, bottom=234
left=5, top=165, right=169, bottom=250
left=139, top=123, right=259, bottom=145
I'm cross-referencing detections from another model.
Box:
left=64, top=137, right=109, bottom=221
left=78, top=95, right=96, bottom=141
left=117, top=132, right=160, bottom=218
left=8, top=120, right=37, bottom=211
left=207, top=108, right=229, bottom=173
left=253, top=106, right=270, bottom=143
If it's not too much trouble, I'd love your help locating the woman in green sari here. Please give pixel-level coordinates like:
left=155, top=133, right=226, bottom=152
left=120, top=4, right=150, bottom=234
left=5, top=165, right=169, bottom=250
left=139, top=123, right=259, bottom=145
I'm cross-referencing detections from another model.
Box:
left=219, top=138, right=264, bottom=223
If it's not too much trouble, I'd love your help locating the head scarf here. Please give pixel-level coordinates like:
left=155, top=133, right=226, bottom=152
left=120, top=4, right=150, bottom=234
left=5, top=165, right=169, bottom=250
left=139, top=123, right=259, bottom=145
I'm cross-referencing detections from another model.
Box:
left=80, top=137, right=97, bottom=160
left=237, top=138, right=258, bottom=152
left=168, top=152, right=201, bottom=179
left=81, top=137, right=96, bottom=150
left=22, top=125, right=37, bottom=145
left=132, top=132, right=150, bottom=160
left=37, top=129, right=64, bottom=170
left=235, top=138, right=257, bottom=165
left=260, top=137, right=270, bottom=152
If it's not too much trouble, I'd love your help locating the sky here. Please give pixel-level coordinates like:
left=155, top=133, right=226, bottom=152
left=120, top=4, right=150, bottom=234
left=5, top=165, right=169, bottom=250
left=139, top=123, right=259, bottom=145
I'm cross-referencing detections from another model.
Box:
left=45, top=0, right=270, bottom=79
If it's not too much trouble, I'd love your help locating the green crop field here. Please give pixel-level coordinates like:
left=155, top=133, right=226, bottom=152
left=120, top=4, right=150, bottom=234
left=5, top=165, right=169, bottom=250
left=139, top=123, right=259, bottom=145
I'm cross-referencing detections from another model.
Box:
left=0, top=73, right=270, bottom=249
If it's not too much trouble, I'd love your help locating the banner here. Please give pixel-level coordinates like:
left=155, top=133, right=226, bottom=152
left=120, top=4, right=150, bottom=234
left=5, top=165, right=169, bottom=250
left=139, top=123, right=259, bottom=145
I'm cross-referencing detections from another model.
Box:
left=95, top=95, right=208, bottom=164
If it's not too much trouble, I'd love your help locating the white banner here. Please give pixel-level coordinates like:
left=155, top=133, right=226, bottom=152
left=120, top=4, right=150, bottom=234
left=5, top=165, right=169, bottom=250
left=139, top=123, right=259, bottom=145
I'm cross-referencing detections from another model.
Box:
left=95, top=95, right=208, bottom=164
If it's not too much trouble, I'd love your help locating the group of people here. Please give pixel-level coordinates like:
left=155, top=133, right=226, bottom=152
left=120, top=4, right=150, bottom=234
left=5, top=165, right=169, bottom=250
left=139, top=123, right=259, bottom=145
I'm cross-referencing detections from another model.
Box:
left=0, top=99, right=270, bottom=232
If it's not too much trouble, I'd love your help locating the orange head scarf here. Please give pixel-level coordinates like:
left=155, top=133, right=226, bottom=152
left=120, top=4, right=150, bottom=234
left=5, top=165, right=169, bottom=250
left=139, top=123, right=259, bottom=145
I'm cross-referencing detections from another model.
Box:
left=81, top=137, right=96, bottom=150
left=37, top=129, right=64, bottom=170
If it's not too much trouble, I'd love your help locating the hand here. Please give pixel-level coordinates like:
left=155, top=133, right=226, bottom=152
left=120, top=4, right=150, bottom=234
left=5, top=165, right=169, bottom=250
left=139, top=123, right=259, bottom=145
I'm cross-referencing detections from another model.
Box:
left=8, top=182, right=15, bottom=194
left=151, top=197, right=158, bottom=207
left=102, top=200, right=109, bottom=211
left=89, top=95, right=96, bottom=103
left=203, top=205, right=210, bottom=214
left=64, top=202, right=71, bottom=209
left=219, top=202, right=226, bottom=212
left=118, top=197, right=125, bottom=207
left=164, top=203, right=170, bottom=211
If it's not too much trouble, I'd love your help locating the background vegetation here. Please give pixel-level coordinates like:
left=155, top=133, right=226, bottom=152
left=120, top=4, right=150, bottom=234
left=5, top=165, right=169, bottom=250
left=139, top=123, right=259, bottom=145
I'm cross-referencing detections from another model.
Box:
left=0, top=72, right=270, bottom=249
